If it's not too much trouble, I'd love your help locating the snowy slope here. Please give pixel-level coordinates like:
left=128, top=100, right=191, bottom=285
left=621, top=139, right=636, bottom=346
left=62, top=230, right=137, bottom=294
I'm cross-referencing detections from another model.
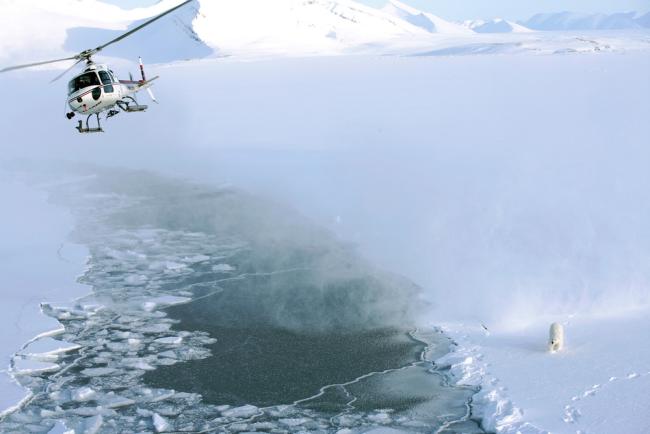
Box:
left=0, top=178, right=89, bottom=415
left=523, top=11, right=643, bottom=30
left=2, top=0, right=650, bottom=70
left=0, top=0, right=210, bottom=65
left=636, top=12, right=650, bottom=28
left=381, top=0, right=473, bottom=34
left=64, top=0, right=211, bottom=64
left=465, top=18, right=533, bottom=34
left=192, top=0, right=429, bottom=56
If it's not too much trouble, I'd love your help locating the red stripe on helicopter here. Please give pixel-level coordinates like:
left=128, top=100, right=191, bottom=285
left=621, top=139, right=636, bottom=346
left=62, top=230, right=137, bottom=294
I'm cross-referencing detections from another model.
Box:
left=68, top=84, right=114, bottom=103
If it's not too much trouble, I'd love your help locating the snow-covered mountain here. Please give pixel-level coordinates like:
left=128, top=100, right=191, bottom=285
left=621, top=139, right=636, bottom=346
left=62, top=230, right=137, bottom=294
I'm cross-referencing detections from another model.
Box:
left=0, top=0, right=211, bottom=65
left=522, top=11, right=644, bottom=30
left=192, top=0, right=429, bottom=56
left=65, top=0, right=211, bottom=64
left=381, top=0, right=473, bottom=34
left=464, top=18, right=533, bottom=34
left=636, top=12, right=650, bottom=28
left=1, top=0, right=649, bottom=68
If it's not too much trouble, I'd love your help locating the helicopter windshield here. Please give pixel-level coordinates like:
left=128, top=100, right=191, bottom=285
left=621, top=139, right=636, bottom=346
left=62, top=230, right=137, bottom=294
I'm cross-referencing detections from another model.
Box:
left=68, top=72, right=100, bottom=94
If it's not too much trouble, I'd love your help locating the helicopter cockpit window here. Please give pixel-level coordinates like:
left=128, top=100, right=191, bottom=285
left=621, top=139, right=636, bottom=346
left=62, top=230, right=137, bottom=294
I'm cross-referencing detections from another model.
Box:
left=98, top=71, right=114, bottom=93
left=68, top=72, right=101, bottom=94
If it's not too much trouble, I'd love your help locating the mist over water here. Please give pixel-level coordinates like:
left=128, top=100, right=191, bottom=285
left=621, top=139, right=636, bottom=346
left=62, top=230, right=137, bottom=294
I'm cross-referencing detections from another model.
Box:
left=169, top=140, right=650, bottom=329
left=251, top=147, right=641, bottom=327
left=1, top=53, right=649, bottom=331
left=2, top=166, right=479, bottom=433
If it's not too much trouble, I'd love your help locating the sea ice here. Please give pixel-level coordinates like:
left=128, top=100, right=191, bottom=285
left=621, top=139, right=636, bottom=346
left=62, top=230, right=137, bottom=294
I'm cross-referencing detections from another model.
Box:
left=212, top=263, right=235, bottom=272
left=154, top=336, right=183, bottom=345
left=153, top=413, right=171, bottom=432
left=72, top=387, right=96, bottom=402
left=222, top=405, right=260, bottom=419
left=80, top=367, right=118, bottom=377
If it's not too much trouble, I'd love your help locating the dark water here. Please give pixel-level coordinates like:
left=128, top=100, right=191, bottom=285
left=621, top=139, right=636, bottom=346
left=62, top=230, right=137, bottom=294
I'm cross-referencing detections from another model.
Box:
left=142, top=266, right=481, bottom=432
left=0, top=167, right=483, bottom=433
left=146, top=322, right=421, bottom=407
left=145, top=270, right=425, bottom=407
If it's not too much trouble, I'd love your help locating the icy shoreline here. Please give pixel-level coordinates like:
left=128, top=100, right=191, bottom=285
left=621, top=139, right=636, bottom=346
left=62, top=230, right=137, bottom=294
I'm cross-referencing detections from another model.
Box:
left=0, top=177, right=90, bottom=416
left=0, top=168, right=478, bottom=433
left=434, top=311, right=650, bottom=433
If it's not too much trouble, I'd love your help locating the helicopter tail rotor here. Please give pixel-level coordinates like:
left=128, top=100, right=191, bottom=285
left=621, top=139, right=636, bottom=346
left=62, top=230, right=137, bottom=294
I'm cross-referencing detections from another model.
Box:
left=139, top=57, right=147, bottom=81
left=147, top=87, right=158, bottom=104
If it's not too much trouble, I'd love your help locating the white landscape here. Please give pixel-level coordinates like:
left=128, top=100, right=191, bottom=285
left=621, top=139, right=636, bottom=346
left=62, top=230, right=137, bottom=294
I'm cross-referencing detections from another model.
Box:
left=0, top=176, right=89, bottom=416
left=0, top=0, right=649, bottom=433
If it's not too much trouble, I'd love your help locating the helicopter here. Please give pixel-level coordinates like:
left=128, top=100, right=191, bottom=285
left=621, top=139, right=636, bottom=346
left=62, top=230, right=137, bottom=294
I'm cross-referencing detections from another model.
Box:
left=0, top=0, right=193, bottom=133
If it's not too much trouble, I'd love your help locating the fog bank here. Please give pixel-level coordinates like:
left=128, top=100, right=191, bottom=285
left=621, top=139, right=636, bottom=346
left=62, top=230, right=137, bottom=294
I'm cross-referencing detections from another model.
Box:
left=1, top=52, right=649, bottom=329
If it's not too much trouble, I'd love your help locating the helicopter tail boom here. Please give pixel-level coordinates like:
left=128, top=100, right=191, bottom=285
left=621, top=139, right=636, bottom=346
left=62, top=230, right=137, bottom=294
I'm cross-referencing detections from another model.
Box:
left=119, top=75, right=159, bottom=89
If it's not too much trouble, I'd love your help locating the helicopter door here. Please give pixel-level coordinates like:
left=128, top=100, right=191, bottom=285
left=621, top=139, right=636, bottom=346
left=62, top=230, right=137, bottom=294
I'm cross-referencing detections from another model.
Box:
left=98, top=71, right=114, bottom=93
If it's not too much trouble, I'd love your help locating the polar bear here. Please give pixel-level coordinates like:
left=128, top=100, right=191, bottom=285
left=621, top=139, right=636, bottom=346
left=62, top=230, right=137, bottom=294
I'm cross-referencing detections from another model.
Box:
left=548, top=322, right=564, bottom=352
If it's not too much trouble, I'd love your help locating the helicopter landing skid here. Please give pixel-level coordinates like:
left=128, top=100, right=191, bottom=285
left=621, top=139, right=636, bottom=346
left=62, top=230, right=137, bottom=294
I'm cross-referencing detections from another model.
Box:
left=125, top=105, right=148, bottom=112
left=76, top=113, right=103, bottom=133
left=117, top=97, right=148, bottom=113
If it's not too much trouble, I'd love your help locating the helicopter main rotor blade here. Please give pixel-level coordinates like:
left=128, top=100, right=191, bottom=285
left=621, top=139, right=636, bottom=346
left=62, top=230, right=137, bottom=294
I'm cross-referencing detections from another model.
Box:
left=92, top=0, right=193, bottom=54
left=0, top=55, right=79, bottom=74
left=50, top=58, right=85, bottom=83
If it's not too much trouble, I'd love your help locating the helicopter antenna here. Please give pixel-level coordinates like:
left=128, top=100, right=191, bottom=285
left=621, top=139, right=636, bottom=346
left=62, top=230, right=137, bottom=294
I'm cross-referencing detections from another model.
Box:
left=0, top=0, right=194, bottom=79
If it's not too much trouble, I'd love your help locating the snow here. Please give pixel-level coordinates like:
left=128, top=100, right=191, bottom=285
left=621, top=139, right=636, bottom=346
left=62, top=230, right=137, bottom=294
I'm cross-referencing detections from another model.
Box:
left=0, top=0, right=201, bottom=65
left=464, top=18, right=533, bottom=34
left=381, top=0, right=473, bottom=35
left=0, top=178, right=89, bottom=415
left=12, top=358, right=60, bottom=375
left=437, top=310, right=650, bottom=433
left=116, top=52, right=647, bottom=433
left=523, top=11, right=645, bottom=31
left=64, top=1, right=211, bottom=64
left=2, top=0, right=649, bottom=67
left=0, top=1, right=650, bottom=431
left=193, top=0, right=429, bottom=56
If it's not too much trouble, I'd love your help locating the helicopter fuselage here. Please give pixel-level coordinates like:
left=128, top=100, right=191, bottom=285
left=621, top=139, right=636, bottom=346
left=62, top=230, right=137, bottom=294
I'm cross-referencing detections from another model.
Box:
left=67, top=64, right=136, bottom=115
left=0, top=0, right=192, bottom=133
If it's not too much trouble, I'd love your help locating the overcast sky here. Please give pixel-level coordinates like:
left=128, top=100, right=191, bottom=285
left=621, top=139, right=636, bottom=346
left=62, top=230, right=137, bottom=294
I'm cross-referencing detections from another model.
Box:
left=101, top=0, right=650, bottom=21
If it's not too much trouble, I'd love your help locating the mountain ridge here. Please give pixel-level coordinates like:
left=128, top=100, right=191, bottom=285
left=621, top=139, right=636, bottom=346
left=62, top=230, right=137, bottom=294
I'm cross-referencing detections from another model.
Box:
left=522, top=11, right=649, bottom=30
left=381, top=0, right=474, bottom=34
